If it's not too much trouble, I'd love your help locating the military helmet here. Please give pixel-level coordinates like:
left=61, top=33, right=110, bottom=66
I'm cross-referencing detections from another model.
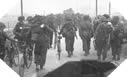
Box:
left=27, top=16, right=33, bottom=22
left=18, top=16, right=25, bottom=21
left=103, top=14, right=110, bottom=19
left=0, top=22, right=6, bottom=30
left=111, top=16, right=120, bottom=25
left=83, top=15, right=90, bottom=21
left=65, top=17, right=72, bottom=21
left=98, top=15, right=106, bottom=22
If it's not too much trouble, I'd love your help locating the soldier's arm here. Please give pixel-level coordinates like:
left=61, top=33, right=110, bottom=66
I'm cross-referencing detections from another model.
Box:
left=45, top=25, right=55, bottom=32
left=89, top=24, right=94, bottom=37
left=59, top=24, right=66, bottom=34
left=94, top=24, right=101, bottom=38
left=13, top=23, right=21, bottom=35
left=73, top=24, right=77, bottom=31
left=49, top=24, right=57, bottom=32
left=3, top=32, right=15, bottom=42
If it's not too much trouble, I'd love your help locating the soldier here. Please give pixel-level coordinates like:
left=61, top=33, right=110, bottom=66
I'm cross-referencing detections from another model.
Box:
left=79, top=15, right=93, bottom=56
left=13, top=16, right=25, bottom=41
left=0, top=22, right=16, bottom=60
left=94, top=15, right=113, bottom=61
left=110, top=16, right=124, bottom=61
left=30, top=15, right=53, bottom=71
left=60, top=18, right=77, bottom=57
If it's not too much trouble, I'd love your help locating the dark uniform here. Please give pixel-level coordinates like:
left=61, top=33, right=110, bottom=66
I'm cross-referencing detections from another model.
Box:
left=93, top=18, right=100, bottom=33
left=60, top=18, right=77, bottom=57
left=94, top=16, right=113, bottom=60
left=30, top=16, right=53, bottom=71
left=0, top=22, right=15, bottom=60
left=79, top=16, right=93, bottom=56
left=13, top=16, right=25, bottom=41
left=110, top=22, right=124, bottom=61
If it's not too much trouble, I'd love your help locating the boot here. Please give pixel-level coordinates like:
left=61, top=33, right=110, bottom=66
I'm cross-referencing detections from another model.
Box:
left=98, top=56, right=101, bottom=61
left=70, top=51, right=73, bottom=56
left=36, top=64, right=40, bottom=72
left=112, top=55, right=116, bottom=61
left=117, top=55, right=120, bottom=61
left=84, top=52, right=89, bottom=56
left=40, top=65, right=43, bottom=70
left=84, top=53, right=88, bottom=56
left=102, top=57, right=106, bottom=61
left=67, top=51, right=71, bottom=57
left=103, top=55, right=107, bottom=61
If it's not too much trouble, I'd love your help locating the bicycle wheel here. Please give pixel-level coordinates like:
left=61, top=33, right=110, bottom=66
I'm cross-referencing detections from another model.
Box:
left=25, top=47, right=33, bottom=69
left=4, top=42, right=14, bottom=67
left=12, top=42, right=20, bottom=66
left=19, top=54, right=25, bottom=77
left=4, top=48, right=12, bottom=67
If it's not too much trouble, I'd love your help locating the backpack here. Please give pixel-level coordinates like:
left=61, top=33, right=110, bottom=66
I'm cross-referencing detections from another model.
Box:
left=31, top=25, right=49, bottom=43
left=66, top=28, right=76, bottom=38
left=62, top=23, right=76, bottom=38
left=21, top=26, right=31, bottom=39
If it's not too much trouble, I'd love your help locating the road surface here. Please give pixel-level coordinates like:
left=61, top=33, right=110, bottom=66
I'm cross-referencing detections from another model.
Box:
left=9, top=32, right=127, bottom=77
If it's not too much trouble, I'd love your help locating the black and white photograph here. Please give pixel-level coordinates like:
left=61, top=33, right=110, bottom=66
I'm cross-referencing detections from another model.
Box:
left=0, top=0, right=127, bottom=77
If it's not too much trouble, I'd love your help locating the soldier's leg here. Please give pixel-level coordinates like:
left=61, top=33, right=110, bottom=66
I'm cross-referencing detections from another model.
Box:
left=49, top=32, right=53, bottom=48
left=54, top=32, right=57, bottom=49
left=34, top=53, right=40, bottom=71
left=83, top=38, right=89, bottom=56
left=65, top=38, right=71, bottom=57
left=70, top=37, right=75, bottom=56
left=116, top=47, right=121, bottom=61
left=95, top=40, right=103, bottom=60
left=0, top=45, right=5, bottom=60
left=97, top=48, right=103, bottom=60
left=87, top=38, right=91, bottom=54
left=40, top=46, right=48, bottom=69
left=102, top=48, right=108, bottom=61
left=34, top=44, right=41, bottom=71
left=111, top=46, right=117, bottom=60
left=102, top=43, right=109, bottom=61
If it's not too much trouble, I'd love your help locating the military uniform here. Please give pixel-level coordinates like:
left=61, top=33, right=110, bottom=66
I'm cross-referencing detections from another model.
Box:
left=94, top=20, right=112, bottom=60
left=110, top=23, right=124, bottom=61
left=60, top=20, right=77, bottom=57
left=79, top=20, right=93, bottom=56
left=13, top=16, right=25, bottom=41
left=0, top=22, right=15, bottom=60
left=30, top=20, right=51, bottom=70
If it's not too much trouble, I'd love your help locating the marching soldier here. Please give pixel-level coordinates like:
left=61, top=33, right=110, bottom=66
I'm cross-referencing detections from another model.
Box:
left=60, top=18, right=77, bottom=57
left=0, top=22, right=16, bottom=60
left=30, top=15, right=54, bottom=71
left=13, top=16, right=25, bottom=41
left=110, top=16, right=124, bottom=61
left=79, top=15, right=93, bottom=56
left=94, top=15, right=113, bottom=61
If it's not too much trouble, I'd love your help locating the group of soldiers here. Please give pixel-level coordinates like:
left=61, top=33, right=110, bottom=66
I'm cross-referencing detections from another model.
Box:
left=0, top=13, right=125, bottom=72
left=13, top=15, right=56, bottom=71
left=60, top=14, right=125, bottom=61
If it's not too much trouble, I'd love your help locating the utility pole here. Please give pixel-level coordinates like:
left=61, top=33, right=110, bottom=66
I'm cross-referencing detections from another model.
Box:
left=21, top=0, right=23, bottom=16
left=109, top=1, right=111, bottom=17
left=96, top=0, right=98, bottom=17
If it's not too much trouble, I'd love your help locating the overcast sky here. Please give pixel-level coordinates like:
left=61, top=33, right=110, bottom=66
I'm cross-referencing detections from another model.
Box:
left=8, top=0, right=109, bottom=16
left=0, top=0, right=127, bottom=18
